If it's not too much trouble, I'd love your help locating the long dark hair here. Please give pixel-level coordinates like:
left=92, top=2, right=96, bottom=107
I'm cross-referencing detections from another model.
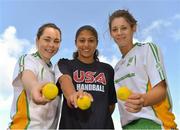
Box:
left=73, top=25, right=99, bottom=61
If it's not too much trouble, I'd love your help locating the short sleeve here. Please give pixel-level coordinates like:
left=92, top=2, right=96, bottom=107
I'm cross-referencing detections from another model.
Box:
left=54, top=63, right=63, bottom=84
left=146, top=43, right=166, bottom=87
left=12, top=54, right=38, bottom=87
left=54, top=58, right=70, bottom=84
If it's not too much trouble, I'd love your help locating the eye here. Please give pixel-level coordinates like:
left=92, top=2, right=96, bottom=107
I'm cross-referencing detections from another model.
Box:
left=44, top=38, right=51, bottom=42
left=54, top=40, right=60, bottom=44
left=88, top=39, right=95, bottom=43
left=79, top=39, right=85, bottom=43
left=112, top=28, right=118, bottom=32
left=121, top=26, right=127, bottom=31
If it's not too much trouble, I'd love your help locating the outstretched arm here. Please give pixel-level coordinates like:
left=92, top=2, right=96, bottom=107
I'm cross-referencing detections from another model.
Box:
left=21, top=70, right=48, bottom=105
left=59, top=74, right=93, bottom=108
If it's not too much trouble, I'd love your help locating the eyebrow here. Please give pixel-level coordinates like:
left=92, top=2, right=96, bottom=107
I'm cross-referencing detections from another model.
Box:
left=43, top=36, right=52, bottom=38
left=43, top=36, right=60, bottom=40
left=78, top=36, right=96, bottom=39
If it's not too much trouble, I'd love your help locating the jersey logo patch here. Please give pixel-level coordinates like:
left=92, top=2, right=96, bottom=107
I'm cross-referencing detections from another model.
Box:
left=73, top=70, right=107, bottom=85
left=127, top=56, right=136, bottom=66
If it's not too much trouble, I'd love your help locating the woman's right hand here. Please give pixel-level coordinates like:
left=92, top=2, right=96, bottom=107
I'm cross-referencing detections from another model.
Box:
left=21, top=70, right=49, bottom=105
left=66, top=89, right=93, bottom=108
left=31, top=83, right=49, bottom=105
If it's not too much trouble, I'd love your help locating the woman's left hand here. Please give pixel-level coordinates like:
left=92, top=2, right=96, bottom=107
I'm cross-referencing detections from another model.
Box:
left=124, top=93, right=144, bottom=113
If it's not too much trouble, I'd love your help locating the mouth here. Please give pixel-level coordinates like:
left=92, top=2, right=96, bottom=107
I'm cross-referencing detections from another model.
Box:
left=83, top=49, right=90, bottom=52
left=117, top=36, right=125, bottom=40
left=45, top=49, right=55, bottom=54
left=80, top=48, right=91, bottom=53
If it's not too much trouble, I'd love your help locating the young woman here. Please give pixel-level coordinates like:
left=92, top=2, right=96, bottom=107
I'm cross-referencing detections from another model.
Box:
left=9, top=23, right=62, bottom=129
left=109, top=9, right=177, bottom=129
left=55, top=25, right=117, bottom=129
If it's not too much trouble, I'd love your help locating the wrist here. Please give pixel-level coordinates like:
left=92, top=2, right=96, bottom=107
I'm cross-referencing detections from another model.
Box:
left=142, top=94, right=148, bottom=107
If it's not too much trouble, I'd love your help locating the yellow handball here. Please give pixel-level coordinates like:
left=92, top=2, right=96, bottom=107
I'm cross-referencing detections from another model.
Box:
left=42, top=83, right=58, bottom=100
left=77, top=95, right=91, bottom=110
left=117, top=86, right=132, bottom=101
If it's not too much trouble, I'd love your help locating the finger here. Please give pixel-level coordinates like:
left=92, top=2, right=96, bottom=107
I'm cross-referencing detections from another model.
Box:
left=41, top=95, right=50, bottom=102
left=126, top=98, right=143, bottom=106
left=128, top=93, right=141, bottom=99
left=78, top=89, right=83, bottom=93
left=80, top=91, right=93, bottom=102
left=66, top=94, right=74, bottom=108
left=33, top=97, right=48, bottom=105
left=74, top=96, right=78, bottom=108
left=67, top=99, right=73, bottom=108
left=125, top=101, right=143, bottom=112
left=125, top=102, right=143, bottom=110
left=125, top=106, right=141, bottom=113
left=86, top=92, right=93, bottom=102
left=72, top=92, right=78, bottom=108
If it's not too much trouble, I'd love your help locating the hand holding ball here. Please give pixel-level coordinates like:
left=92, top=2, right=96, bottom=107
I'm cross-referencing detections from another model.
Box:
left=77, top=95, right=91, bottom=110
left=42, top=83, right=58, bottom=100
left=117, top=86, right=132, bottom=101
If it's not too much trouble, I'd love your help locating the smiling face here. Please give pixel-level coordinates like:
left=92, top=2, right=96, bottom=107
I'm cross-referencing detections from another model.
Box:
left=36, top=27, right=61, bottom=63
left=76, top=30, right=97, bottom=63
left=110, top=17, right=136, bottom=48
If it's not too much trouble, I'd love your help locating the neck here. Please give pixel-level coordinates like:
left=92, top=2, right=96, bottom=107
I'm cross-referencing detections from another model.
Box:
left=37, top=51, right=50, bottom=64
left=77, top=57, right=94, bottom=64
left=119, top=43, right=134, bottom=57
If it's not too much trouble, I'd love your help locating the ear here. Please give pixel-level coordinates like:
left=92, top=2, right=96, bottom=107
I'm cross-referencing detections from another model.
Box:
left=109, top=30, right=113, bottom=37
left=36, top=38, right=39, bottom=48
left=133, top=25, right=137, bottom=32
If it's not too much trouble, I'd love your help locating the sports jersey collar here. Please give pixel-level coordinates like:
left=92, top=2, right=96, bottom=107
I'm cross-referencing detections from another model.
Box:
left=76, top=58, right=97, bottom=66
left=121, top=43, right=139, bottom=59
left=35, top=51, right=52, bottom=68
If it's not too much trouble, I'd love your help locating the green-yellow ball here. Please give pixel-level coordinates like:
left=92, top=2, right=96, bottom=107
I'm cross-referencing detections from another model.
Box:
left=42, top=83, right=58, bottom=100
left=117, top=86, right=132, bottom=101
left=77, top=95, right=91, bottom=110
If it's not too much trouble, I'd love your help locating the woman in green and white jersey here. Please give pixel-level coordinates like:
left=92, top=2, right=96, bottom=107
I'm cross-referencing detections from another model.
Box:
left=9, top=23, right=62, bottom=129
left=108, top=9, right=177, bottom=129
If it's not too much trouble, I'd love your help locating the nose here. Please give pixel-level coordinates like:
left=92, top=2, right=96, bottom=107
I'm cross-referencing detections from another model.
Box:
left=84, top=40, right=89, bottom=47
left=117, top=28, right=122, bottom=35
left=49, top=41, right=56, bottom=48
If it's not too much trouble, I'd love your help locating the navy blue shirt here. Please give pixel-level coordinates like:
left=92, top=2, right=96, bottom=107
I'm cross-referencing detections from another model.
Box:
left=57, top=58, right=117, bottom=129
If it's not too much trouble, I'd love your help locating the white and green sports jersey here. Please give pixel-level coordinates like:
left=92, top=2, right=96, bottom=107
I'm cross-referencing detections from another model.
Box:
left=9, top=52, right=62, bottom=129
left=114, top=43, right=177, bottom=129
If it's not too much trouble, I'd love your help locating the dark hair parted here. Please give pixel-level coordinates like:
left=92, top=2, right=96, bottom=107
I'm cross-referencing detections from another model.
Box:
left=109, top=9, right=137, bottom=30
left=73, top=25, right=99, bottom=61
left=36, top=23, right=61, bottom=40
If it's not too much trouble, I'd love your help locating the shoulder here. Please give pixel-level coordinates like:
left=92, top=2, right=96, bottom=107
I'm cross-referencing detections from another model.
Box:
left=57, top=58, right=72, bottom=66
left=17, top=53, right=36, bottom=64
left=98, top=61, right=114, bottom=70
left=138, top=42, right=159, bottom=49
left=135, top=42, right=160, bottom=52
left=144, top=43, right=161, bottom=57
left=58, top=58, right=69, bottom=62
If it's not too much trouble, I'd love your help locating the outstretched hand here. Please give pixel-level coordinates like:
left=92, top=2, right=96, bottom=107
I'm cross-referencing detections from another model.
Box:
left=31, top=83, right=49, bottom=105
left=66, top=89, right=93, bottom=108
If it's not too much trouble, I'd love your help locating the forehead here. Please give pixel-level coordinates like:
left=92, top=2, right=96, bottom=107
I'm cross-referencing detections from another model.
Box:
left=77, top=30, right=95, bottom=38
left=111, top=17, right=130, bottom=27
left=42, top=27, right=60, bottom=37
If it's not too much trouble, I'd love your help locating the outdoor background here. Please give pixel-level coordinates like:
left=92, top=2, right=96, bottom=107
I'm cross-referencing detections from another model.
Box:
left=0, top=0, right=180, bottom=129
